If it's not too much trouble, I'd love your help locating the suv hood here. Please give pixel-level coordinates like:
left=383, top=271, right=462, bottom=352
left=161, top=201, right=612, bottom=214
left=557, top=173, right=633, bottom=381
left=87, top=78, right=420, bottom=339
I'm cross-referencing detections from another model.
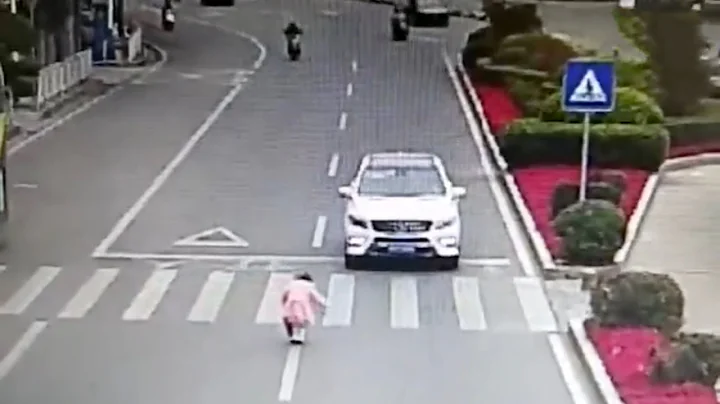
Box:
left=350, top=196, right=456, bottom=221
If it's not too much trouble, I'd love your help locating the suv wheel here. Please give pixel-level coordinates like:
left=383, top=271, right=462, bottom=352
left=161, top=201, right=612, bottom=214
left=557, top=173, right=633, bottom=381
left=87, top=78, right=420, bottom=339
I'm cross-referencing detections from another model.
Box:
left=437, top=256, right=459, bottom=270
left=344, top=255, right=363, bottom=270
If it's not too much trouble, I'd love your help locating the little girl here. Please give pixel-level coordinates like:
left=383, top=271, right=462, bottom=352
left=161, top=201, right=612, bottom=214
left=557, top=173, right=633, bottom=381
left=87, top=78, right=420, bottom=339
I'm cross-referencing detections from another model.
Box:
left=280, top=272, right=328, bottom=341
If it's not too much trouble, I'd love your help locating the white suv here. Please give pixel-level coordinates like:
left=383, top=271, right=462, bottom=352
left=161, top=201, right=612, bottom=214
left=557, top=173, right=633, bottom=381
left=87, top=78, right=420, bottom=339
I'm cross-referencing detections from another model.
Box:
left=338, top=152, right=466, bottom=270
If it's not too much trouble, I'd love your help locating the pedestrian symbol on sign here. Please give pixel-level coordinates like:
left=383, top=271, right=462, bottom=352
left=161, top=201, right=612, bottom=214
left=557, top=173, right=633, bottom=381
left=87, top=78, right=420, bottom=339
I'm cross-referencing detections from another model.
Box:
left=569, top=70, right=607, bottom=104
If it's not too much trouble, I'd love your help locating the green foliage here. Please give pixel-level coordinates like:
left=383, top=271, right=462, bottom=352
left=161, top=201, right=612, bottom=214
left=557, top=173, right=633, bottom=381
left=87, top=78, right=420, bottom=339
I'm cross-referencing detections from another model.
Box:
left=462, top=27, right=496, bottom=68
left=642, top=12, right=709, bottom=116
left=0, top=8, right=36, bottom=54
left=553, top=199, right=626, bottom=266
left=589, top=271, right=684, bottom=335
left=670, top=332, right=720, bottom=387
left=539, top=86, right=664, bottom=124
left=550, top=181, right=622, bottom=220
left=493, top=32, right=579, bottom=75
left=501, top=118, right=669, bottom=171
left=612, top=8, right=650, bottom=56
left=615, top=59, right=658, bottom=99
left=505, top=78, right=556, bottom=116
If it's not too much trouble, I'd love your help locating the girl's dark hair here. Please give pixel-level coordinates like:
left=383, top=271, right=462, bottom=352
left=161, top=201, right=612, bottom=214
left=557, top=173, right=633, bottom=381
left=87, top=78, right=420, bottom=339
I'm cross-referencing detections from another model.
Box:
left=294, top=272, right=313, bottom=282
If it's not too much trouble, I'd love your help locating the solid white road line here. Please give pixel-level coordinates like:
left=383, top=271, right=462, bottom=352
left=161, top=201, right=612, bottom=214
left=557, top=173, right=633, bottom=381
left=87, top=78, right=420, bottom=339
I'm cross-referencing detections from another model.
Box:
left=443, top=52, right=536, bottom=277
left=346, top=83, right=353, bottom=97
left=278, top=345, right=302, bottom=402
left=338, top=112, right=348, bottom=130
left=351, top=60, right=358, bottom=72
left=327, top=153, right=340, bottom=177
left=452, top=276, right=487, bottom=331
left=322, top=274, right=354, bottom=327
left=0, top=265, right=6, bottom=273
left=187, top=271, right=235, bottom=323
left=311, top=216, right=328, bottom=248
left=58, top=268, right=119, bottom=319
left=548, top=334, right=595, bottom=404
left=122, top=269, right=177, bottom=321
left=514, top=278, right=559, bottom=332
left=255, top=273, right=292, bottom=324
left=0, top=321, right=47, bottom=381
left=0, top=266, right=62, bottom=315
left=91, top=31, right=267, bottom=258
left=390, top=277, right=419, bottom=329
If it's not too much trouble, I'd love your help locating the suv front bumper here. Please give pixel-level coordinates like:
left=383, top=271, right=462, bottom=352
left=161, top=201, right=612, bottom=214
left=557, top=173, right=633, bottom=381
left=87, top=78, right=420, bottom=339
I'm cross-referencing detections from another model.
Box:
left=344, top=221, right=460, bottom=258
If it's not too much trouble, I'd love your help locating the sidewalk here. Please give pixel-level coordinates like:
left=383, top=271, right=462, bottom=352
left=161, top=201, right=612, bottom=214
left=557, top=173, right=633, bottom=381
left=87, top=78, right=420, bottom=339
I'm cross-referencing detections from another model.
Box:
left=627, top=164, right=720, bottom=335
left=10, top=51, right=161, bottom=138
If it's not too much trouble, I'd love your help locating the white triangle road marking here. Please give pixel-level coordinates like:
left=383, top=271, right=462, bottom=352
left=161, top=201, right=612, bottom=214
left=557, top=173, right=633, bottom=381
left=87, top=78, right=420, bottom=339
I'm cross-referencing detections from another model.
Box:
left=173, top=227, right=249, bottom=248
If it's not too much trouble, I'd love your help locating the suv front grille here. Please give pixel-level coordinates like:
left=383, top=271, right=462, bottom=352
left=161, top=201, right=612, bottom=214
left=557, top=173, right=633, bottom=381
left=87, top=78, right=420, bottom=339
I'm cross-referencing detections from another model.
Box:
left=371, top=220, right=432, bottom=233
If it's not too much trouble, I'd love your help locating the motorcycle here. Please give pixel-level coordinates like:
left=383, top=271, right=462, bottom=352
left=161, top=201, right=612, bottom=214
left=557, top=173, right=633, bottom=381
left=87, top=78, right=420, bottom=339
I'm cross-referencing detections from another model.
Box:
left=287, top=35, right=301, bottom=61
left=391, top=14, right=408, bottom=41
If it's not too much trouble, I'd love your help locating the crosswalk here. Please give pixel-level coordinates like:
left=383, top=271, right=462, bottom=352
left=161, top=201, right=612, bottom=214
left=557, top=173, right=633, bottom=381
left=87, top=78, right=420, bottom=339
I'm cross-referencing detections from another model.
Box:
left=0, top=265, right=562, bottom=332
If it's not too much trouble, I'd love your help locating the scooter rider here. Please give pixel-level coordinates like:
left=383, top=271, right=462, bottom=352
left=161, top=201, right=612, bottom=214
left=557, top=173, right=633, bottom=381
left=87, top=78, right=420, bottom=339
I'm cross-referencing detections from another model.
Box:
left=283, top=21, right=304, bottom=41
left=390, top=5, right=408, bottom=39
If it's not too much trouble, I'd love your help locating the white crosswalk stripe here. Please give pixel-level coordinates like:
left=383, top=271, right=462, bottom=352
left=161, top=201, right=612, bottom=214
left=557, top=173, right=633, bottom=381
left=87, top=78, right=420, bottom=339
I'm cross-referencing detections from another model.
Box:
left=255, top=273, right=292, bottom=325
left=0, top=265, right=562, bottom=332
left=0, top=266, right=62, bottom=315
left=187, top=271, right=235, bottom=323
left=322, top=274, right=354, bottom=327
left=122, top=269, right=177, bottom=321
left=58, top=268, right=119, bottom=319
left=390, top=277, right=419, bottom=329
left=452, top=276, right=487, bottom=331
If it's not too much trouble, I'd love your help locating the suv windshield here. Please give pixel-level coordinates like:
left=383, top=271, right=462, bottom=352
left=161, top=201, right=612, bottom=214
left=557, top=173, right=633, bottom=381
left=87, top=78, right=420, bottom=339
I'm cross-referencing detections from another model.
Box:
left=358, top=166, right=446, bottom=197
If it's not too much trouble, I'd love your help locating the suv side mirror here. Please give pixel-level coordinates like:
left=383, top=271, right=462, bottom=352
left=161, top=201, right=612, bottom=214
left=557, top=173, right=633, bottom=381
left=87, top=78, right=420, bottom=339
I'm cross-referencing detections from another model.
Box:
left=451, top=186, right=467, bottom=199
left=338, top=186, right=352, bottom=199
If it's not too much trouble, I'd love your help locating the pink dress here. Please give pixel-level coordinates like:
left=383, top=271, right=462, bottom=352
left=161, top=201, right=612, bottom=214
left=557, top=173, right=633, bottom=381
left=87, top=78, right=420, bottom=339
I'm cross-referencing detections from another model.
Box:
left=281, top=279, right=327, bottom=326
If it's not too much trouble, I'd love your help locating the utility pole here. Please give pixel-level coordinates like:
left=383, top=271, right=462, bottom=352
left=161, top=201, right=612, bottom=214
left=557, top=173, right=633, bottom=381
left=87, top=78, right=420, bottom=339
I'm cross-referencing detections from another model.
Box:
left=10, top=0, right=17, bottom=13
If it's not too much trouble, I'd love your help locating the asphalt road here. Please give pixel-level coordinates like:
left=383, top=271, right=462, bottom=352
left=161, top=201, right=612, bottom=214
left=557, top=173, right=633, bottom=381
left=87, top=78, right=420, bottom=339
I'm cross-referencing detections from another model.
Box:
left=0, top=1, right=599, bottom=404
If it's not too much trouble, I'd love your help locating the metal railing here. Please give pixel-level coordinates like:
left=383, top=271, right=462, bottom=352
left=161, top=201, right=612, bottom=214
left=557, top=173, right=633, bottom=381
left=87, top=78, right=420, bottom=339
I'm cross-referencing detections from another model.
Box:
left=35, top=49, right=93, bottom=110
left=127, top=28, right=144, bottom=63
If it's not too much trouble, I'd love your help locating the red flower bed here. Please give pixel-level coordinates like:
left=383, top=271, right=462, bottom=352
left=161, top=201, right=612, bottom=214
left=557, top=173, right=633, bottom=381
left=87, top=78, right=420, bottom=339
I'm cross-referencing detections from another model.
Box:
left=473, top=84, right=650, bottom=257
left=471, top=82, right=719, bottom=403
left=588, top=326, right=718, bottom=404
left=513, top=167, right=648, bottom=255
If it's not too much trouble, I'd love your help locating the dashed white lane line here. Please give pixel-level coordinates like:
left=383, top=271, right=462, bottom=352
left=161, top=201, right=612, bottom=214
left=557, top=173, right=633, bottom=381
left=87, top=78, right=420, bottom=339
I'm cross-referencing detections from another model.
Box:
left=278, top=345, right=302, bottom=401
left=338, top=112, right=348, bottom=130
left=351, top=60, right=358, bottom=72
left=346, top=83, right=353, bottom=97
left=327, top=153, right=340, bottom=177
left=0, top=321, right=47, bottom=381
left=311, top=216, right=328, bottom=248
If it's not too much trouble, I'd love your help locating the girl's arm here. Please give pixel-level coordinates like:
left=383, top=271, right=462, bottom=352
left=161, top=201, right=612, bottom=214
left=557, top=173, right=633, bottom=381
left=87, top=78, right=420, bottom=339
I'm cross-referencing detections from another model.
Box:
left=311, top=287, right=327, bottom=307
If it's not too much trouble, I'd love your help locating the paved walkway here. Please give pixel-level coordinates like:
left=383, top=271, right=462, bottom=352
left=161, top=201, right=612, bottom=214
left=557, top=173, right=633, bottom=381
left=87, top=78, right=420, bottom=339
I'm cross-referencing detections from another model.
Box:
left=628, top=165, right=720, bottom=334
left=11, top=65, right=151, bottom=135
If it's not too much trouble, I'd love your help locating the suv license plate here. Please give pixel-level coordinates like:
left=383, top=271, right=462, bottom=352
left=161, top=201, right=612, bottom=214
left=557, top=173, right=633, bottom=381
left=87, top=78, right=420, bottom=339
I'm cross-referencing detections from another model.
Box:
left=388, top=245, right=415, bottom=254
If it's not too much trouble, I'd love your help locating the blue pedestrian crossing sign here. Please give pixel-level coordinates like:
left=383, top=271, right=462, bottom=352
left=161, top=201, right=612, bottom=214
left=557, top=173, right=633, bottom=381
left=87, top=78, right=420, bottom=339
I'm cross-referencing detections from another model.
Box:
left=562, top=59, right=616, bottom=113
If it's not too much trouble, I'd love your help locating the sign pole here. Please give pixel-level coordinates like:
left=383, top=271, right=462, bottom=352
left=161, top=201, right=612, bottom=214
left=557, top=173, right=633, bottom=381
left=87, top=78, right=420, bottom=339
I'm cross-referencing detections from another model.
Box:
left=10, top=0, right=16, bottom=14
left=579, top=112, right=591, bottom=202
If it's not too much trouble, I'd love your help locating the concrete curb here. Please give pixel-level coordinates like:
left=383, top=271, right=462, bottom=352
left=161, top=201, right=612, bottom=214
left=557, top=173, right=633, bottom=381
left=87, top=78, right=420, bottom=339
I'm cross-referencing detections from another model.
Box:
left=457, top=58, right=720, bottom=404
left=568, top=319, right=624, bottom=404
left=455, top=56, right=669, bottom=278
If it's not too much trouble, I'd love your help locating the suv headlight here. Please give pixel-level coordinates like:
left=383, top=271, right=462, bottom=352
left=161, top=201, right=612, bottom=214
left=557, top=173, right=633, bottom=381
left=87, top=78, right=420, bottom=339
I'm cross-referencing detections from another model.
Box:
left=348, top=214, right=368, bottom=229
left=434, top=217, right=457, bottom=230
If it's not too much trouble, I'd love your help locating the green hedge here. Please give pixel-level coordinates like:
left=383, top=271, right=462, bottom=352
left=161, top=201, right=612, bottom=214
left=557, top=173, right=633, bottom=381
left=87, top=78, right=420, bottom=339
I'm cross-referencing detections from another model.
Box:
left=538, top=86, right=664, bottom=124
left=493, top=32, right=579, bottom=75
left=501, top=118, right=669, bottom=171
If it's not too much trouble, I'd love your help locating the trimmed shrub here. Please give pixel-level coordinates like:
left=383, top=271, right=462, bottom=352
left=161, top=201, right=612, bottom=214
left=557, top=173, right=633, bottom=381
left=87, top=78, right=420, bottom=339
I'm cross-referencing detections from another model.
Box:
left=493, top=32, right=579, bottom=75
left=612, top=8, right=650, bottom=56
left=670, top=332, right=720, bottom=387
left=615, top=59, right=658, bottom=99
left=550, top=181, right=623, bottom=219
left=501, top=118, right=670, bottom=171
left=589, top=169, right=627, bottom=193
left=553, top=199, right=626, bottom=266
left=505, top=78, right=555, bottom=116
left=589, top=271, right=684, bottom=335
left=462, top=27, right=496, bottom=68
left=538, top=86, right=664, bottom=125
